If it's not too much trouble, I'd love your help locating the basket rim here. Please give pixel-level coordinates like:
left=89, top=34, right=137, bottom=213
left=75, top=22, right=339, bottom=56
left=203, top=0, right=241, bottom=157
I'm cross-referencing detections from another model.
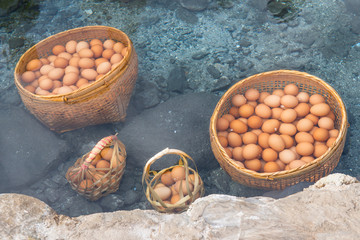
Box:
left=209, top=69, right=349, bottom=180
left=14, top=25, right=134, bottom=101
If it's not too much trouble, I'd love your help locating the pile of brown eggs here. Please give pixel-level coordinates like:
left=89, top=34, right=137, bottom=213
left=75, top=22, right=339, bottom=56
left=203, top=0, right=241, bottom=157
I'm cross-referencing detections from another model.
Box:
left=152, top=166, right=201, bottom=205
left=216, top=84, right=339, bottom=173
left=20, top=39, right=128, bottom=95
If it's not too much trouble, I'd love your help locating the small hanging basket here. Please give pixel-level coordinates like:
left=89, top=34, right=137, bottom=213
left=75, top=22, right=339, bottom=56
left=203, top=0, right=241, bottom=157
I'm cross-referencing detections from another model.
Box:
left=66, top=135, right=126, bottom=201
left=142, top=148, right=205, bottom=213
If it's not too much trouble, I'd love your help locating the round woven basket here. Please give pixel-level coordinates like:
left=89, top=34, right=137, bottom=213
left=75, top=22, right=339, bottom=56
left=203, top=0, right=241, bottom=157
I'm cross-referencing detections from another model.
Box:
left=14, top=26, right=138, bottom=133
left=66, top=135, right=126, bottom=201
left=209, top=70, right=348, bottom=190
left=142, top=148, right=205, bottom=213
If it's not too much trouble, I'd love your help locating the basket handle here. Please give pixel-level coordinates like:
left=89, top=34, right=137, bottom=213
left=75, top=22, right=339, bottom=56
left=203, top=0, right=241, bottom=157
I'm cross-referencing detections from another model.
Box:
left=81, top=135, right=117, bottom=169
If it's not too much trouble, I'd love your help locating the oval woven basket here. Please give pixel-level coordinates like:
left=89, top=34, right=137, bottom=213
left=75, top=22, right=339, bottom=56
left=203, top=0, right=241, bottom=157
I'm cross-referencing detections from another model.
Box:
left=142, top=148, right=205, bottom=213
left=209, top=70, right=348, bottom=190
left=14, top=26, right=138, bottom=133
left=65, top=135, right=126, bottom=201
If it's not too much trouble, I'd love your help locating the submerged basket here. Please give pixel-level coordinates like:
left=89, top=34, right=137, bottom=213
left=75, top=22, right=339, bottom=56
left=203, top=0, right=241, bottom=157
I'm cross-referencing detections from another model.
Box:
left=142, top=148, right=205, bottom=213
left=14, top=26, right=138, bottom=133
left=66, top=135, right=126, bottom=201
left=210, top=70, right=348, bottom=190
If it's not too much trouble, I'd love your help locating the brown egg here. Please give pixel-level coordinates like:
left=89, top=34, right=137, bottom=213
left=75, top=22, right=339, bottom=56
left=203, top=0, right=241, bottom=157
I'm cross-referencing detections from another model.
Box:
left=113, top=42, right=125, bottom=53
left=40, top=64, right=54, bottom=75
left=262, top=119, right=280, bottom=134
left=110, top=53, right=123, bottom=64
left=301, top=156, right=315, bottom=163
left=318, top=117, right=334, bottom=130
left=326, top=111, right=336, bottom=121
left=217, top=131, right=228, bottom=138
left=262, top=148, right=278, bottom=162
left=227, top=132, right=243, bottom=147
left=296, top=92, right=310, bottom=103
left=295, top=132, right=314, bottom=144
left=121, top=47, right=128, bottom=57
left=284, top=84, right=299, bottom=96
left=245, top=88, right=260, bottom=101
left=154, top=183, right=166, bottom=189
left=100, top=147, right=113, bottom=161
left=48, top=68, right=65, bottom=80
left=76, top=78, right=89, bottom=88
left=58, top=52, right=72, bottom=60
left=97, top=61, right=112, bottom=74
left=64, top=65, right=79, bottom=74
left=258, top=92, right=270, bottom=103
left=310, top=103, right=331, bottom=117
left=154, top=186, right=172, bottom=201
left=38, top=75, right=49, bottom=82
left=294, top=103, right=310, bottom=118
left=326, top=137, right=337, bottom=147
left=255, top=104, right=272, bottom=119
left=161, top=171, right=175, bottom=186
left=222, top=114, right=235, bottom=122
left=103, top=39, right=115, bottom=49
left=242, top=144, right=261, bottom=160
left=94, top=57, right=108, bottom=67
left=309, top=94, right=325, bottom=105
left=57, top=86, right=73, bottom=94
left=39, top=78, right=53, bottom=91
left=90, top=39, right=103, bottom=46
left=21, top=71, right=36, bottom=83
left=244, top=159, right=262, bottom=172
left=263, top=161, right=280, bottom=172
left=295, top=142, right=314, bottom=156
left=216, top=117, right=229, bottom=131
left=309, top=126, right=319, bottom=135
left=239, top=104, right=254, bottom=118
left=242, top=132, right=257, bottom=145
left=171, top=166, right=186, bottom=181
left=289, top=160, right=306, bottom=169
left=24, top=85, right=36, bottom=93
left=225, top=147, right=233, bottom=158
left=281, top=95, right=298, bottom=108
left=35, top=88, right=50, bottom=95
left=313, top=128, right=329, bottom=142
left=271, top=108, right=283, bottom=120
left=81, top=69, right=98, bottom=81
left=279, top=149, right=297, bottom=164
left=53, top=57, right=69, bottom=68
left=90, top=44, right=103, bottom=58
left=76, top=41, right=90, bottom=53
left=39, top=58, right=50, bottom=65
left=280, top=109, right=297, bottom=123
left=218, top=136, right=228, bottom=147
left=313, top=144, right=329, bottom=158
left=258, top=132, right=270, bottom=149
left=272, top=89, right=285, bottom=97
left=296, top=118, right=314, bottom=132
left=65, top=40, right=77, bottom=54
left=329, top=129, right=339, bottom=138
left=96, top=160, right=110, bottom=173
left=78, top=58, right=95, bottom=69
left=264, top=94, right=281, bottom=108
left=170, top=194, right=181, bottom=204
left=247, top=115, right=263, bottom=129
left=26, top=59, right=43, bottom=71
left=52, top=45, right=65, bottom=55
left=305, top=113, right=319, bottom=125
left=68, top=56, right=79, bottom=68
left=229, top=106, right=240, bottom=118
left=174, top=180, right=193, bottom=196
left=78, top=48, right=94, bottom=58
left=79, top=179, right=93, bottom=191
left=232, top=147, right=244, bottom=161
left=230, top=119, right=248, bottom=134
left=268, top=134, right=285, bottom=152
left=102, top=49, right=115, bottom=60
left=280, top=134, right=294, bottom=148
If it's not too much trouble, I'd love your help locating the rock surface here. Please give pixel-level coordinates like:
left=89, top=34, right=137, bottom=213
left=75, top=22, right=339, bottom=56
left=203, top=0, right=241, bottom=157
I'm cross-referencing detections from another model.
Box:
left=0, top=104, right=71, bottom=192
left=1, top=173, right=359, bottom=239
left=117, top=93, right=221, bottom=170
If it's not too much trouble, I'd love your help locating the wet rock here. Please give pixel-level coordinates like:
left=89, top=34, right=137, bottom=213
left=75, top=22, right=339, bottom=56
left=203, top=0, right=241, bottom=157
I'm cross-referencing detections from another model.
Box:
left=192, top=50, right=209, bottom=60
left=118, top=93, right=220, bottom=170
left=167, top=65, right=187, bottom=93
left=134, top=82, right=161, bottom=110
left=211, top=76, right=231, bottom=92
left=0, top=104, right=71, bottom=192
left=179, top=0, right=208, bottom=12
left=248, top=0, right=268, bottom=11
left=207, top=64, right=221, bottom=79
left=68, top=197, right=103, bottom=217
left=344, top=0, right=360, bottom=16
left=123, top=190, right=140, bottom=206
left=176, top=8, right=198, bottom=24
left=8, top=37, right=25, bottom=49
left=0, top=0, right=20, bottom=16
left=99, top=194, right=125, bottom=212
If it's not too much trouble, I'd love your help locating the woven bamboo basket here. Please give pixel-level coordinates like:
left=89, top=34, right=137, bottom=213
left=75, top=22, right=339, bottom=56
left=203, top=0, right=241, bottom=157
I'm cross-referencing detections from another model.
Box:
left=14, top=26, right=138, bottom=133
left=65, top=135, right=126, bottom=201
left=142, top=148, right=205, bottom=213
left=209, top=70, right=348, bottom=190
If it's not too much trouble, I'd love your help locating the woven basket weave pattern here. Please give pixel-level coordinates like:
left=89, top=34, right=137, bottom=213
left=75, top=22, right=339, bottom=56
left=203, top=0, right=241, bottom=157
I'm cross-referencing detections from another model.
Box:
left=210, top=70, right=348, bottom=190
left=14, top=26, right=138, bottom=133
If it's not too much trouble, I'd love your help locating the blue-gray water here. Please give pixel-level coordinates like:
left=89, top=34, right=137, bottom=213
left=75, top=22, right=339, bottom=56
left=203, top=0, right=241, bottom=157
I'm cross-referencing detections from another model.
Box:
left=1, top=0, right=359, bottom=217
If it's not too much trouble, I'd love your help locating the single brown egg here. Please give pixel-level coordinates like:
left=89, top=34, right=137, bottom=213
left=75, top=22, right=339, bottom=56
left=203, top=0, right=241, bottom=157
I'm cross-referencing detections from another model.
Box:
left=300, top=156, right=315, bottom=163
left=318, top=117, right=334, bottom=130
left=242, top=132, right=257, bottom=145
left=232, top=147, right=244, bottom=161
left=26, top=59, right=43, bottom=71
left=102, top=49, right=115, bottom=59
left=289, top=160, right=306, bottom=169
left=97, top=61, right=112, bottom=74
left=262, top=119, right=280, bottom=134
left=227, top=132, right=243, bottom=147
left=255, top=104, right=272, bottom=119
left=48, top=68, right=65, bottom=80
left=313, top=144, right=329, bottom=158
left=52, top=45, right=66, bottom=55
left=230, top=119, right=248, bottom=134
left=296, top=92, right=310, bottom=103
left=244, top=159, right=262, bottom=172
left=262, top=148, right=278, bottom=162
left=65, top=65, right=80, bottom=74
left=65, top=40, right=77, bottom=54
left=229, top=106, right=240, bottom=118
left=295, top=142, right=314, bottom=156
left=329, top=129, right=339, bottom=138
left=284, top=84, right=299, bottom=96
left=239, top=104, right=254, bottom=118
left=264, top=94, right=281, bottom=108
left=222, top=114, right=235, bottom=122
left=225, top=147, right=233, bottom=158
left=57, top=86, right=73, bottom=94
left=90, top=39, right=103, bottom=46
left=248, top=115, right=263, bottom=129
left=216, top=117, right=230, bottom=131
left=218, top=136, right=228, bottom=147
left=79, top=48, right=94, bottom=58
left=309, top=94, right=325, bottom=105
left=76, top=41, right=90, bottom=53
left=39, top=78, right=53, bottom=91
left=154, top=186, right=172, bottom=201
left=294, top=103, right=310, bottom=118
left=258, top=132, right=270, bottom=149
left=263, top=161, right=280, bottom=172
left=295, top=132, right=314, bottom=144
left=24, top=85, right=36, bottom=93
left=21, top=71, right=36, bottom=83
left=100, top=147, right=113, bottom=161
left=272, top=89, right=285, bottom=97
left=58, top=52, right=72, bottom=60
left=78, top=58, right=95, bottom=69
left=245, top=88, right=260, bottom=101
left=268, top=134, right=285, bottom=152
left=271, top=108, right=283, bottom=120
left=113, top=42, right=126, bottom=53
left=326, top=137, right=337, bottom=147
left=313, top=128, right=329, bottom=142
left=296, top=118, right=314, bottom=132
left=170, top=194, right=181, bottom=204
left=310, top=103, right=331, bottom=117
left=76, top=78, right=89, bottom=88
left=280, top=109, right=297, bottom=123
left=281, top=95, right=298, bottom=108
left=161, top=171, right=175, bottom=186
left=96, top=160, right=110, bottom=173
left=81, top=69, right=98, bottom=81
left=279, top=149, right=297, bottom=164
left=231, top=94, right=246, bottom=107
left=171, top=166, right=186, bottom=181
left=242, top=144, right=261, bottom=160
left=53, top=57, right=69, bottom=68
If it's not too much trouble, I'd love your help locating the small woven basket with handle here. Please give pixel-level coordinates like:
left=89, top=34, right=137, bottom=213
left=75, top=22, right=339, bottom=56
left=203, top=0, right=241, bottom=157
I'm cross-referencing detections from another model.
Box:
left=210, top=70, right=348, bottom=190
left=142, top=148, right=205, bottom=213
left=66, top=135, right=126, bottom=201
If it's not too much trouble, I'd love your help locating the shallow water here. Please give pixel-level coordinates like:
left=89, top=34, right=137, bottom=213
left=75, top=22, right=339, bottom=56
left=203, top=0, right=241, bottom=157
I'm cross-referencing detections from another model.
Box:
left=1, top=0, right=360, bottom=217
